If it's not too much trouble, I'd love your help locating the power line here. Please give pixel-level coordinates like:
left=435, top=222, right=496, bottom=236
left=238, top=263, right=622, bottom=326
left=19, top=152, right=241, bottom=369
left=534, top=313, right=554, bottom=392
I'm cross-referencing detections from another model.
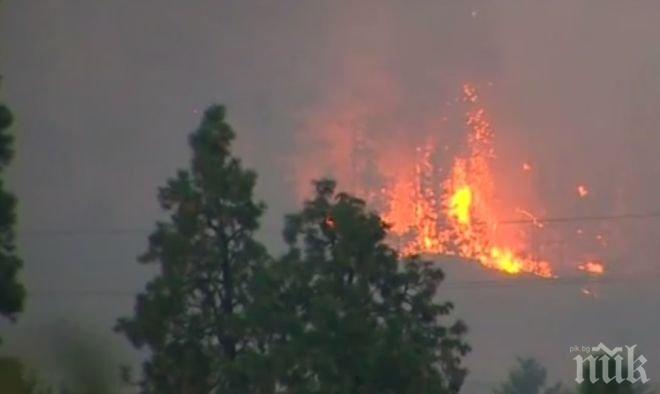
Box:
left=498, top=211, right=660, bottom=225
left=18, top=227, right=151, bottom=236
left=443, top=272, right=660, bottom=290
left=16, top=211, right=660, bottom=237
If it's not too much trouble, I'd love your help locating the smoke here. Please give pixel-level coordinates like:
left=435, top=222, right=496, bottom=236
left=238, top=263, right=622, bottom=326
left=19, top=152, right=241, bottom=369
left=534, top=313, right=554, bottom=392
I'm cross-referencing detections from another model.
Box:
left=284, top=4, right=660, bottom=387
left=290, top=1, right=660, bottom=275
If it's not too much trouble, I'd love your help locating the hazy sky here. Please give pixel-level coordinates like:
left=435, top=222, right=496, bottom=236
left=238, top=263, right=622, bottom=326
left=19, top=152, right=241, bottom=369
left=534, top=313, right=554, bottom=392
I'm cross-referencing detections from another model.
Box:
left=2, top=1, right=660, bottom=392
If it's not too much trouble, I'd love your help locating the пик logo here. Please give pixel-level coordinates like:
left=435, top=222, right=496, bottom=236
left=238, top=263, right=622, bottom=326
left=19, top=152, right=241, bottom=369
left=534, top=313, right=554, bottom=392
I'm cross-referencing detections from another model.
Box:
left=573, top=343, right=649, bottom=384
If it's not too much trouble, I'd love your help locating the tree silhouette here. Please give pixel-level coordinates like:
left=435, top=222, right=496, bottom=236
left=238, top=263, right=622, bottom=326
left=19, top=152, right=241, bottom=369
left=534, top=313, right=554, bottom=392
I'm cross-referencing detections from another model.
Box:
left=116, top=106, right=271, bottom=393
left=495, top=357, right=566, bottom=394
left=267, top=179, right=470, bottom=393
left=0, top=99, right=25, bottom=332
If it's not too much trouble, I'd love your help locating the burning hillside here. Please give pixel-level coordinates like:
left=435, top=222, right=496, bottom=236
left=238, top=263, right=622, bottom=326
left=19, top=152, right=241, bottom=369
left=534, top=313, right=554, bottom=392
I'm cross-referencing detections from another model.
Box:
left=295, top=83, right=606, bottom=279
left=380, top=84, right=554, bottom=277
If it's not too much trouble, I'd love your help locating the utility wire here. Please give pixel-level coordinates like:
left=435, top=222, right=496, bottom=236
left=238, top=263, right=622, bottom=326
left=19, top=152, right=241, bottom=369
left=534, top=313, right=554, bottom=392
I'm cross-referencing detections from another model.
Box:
left=498, top=211, right=660, bottom=225
left=16, top=211, right=660, bottom=237
left=16, top=212, right=660, bottom=297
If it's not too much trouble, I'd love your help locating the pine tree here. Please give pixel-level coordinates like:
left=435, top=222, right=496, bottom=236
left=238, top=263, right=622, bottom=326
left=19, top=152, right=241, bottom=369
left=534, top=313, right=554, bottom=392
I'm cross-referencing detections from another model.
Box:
left=495, top=357, right=566, bottom=394
left=0, top=100, right=25, bottom=327
left=116, top=106, right=272, bottom=393
left=270, top=179, right=470, bottom=393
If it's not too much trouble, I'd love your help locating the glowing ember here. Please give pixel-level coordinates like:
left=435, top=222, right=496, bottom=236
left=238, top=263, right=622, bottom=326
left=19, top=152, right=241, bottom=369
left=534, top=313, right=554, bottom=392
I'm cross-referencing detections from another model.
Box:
left=577, top=185, right=589, bottom=198
left=581, top=287, right=599, bottom=298
left=463, top=84, right=478, bottom=102
left=578, top=261, right=605, bottom=275
left=516, top=208, right=544, bottom=229
left=324, top=216, right=336, bottom=229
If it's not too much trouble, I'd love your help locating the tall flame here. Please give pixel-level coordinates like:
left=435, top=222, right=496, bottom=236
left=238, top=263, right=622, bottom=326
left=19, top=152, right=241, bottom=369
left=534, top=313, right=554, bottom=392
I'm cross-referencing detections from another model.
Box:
left=296, top=82, right=606, bottom=279
left=381, top=84, right=554, bottom=278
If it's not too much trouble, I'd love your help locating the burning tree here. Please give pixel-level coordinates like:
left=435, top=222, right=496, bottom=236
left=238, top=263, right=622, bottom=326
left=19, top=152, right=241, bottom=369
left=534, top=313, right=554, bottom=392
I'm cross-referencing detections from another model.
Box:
left=381, top=85, right=554, bottom=278
left=296, top=83, right=614, bottom=279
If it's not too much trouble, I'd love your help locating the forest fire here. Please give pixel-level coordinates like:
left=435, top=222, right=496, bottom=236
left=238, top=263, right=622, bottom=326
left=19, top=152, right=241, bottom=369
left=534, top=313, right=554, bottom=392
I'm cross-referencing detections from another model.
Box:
left=297, top=83, right=607, bottom=279
left=380, top=84, right=554, bottom=278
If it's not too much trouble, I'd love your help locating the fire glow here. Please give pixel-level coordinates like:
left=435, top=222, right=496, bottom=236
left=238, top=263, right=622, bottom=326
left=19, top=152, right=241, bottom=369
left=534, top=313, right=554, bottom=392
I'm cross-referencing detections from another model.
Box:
left=296, top=83, right=607, bottom=279
left=578, top=261, right=605, bottom=275
left=381, top=84, right=553, bottom=278
left=577, top=185, right=589, bottom=198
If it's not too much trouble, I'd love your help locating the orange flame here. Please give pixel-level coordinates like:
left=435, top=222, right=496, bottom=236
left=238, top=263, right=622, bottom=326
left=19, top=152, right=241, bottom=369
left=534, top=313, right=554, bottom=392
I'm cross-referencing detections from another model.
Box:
left=296, top=82, right=607, bottom=279
left=381, top=84, right=554, bottom=278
